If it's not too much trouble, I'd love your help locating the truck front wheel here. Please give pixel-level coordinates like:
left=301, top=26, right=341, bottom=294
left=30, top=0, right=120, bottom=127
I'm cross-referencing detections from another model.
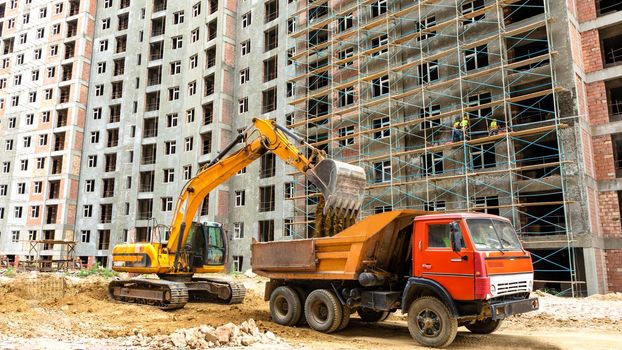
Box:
left=407, top=297, right=457, bottom=348
left=304, top=289, right=343, bottom=333
left=465, top=318, right=502, bottom=334
left=269, top=286, right=303, bottom=326
left=357, top=308, right=389, bottom=322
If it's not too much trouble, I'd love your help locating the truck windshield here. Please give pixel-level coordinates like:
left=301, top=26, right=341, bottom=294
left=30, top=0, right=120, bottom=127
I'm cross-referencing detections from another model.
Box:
left=466, top=219, right=522, bottom=251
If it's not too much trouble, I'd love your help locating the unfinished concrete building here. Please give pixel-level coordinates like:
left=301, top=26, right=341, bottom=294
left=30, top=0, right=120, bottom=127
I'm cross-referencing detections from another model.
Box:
left=287, top=0, right=622, bottom=295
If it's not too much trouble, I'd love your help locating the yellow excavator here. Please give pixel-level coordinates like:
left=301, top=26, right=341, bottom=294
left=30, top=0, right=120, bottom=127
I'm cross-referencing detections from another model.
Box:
left=108, top=118, right=367, bottom=309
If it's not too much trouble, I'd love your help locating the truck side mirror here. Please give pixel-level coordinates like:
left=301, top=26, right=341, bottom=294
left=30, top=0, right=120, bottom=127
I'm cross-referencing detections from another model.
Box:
left=449, top=221, right=462, bottom=253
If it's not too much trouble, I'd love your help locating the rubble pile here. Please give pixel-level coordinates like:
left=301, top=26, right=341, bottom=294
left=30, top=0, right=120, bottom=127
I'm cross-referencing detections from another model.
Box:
left=122, top=319, right=289, bottom=349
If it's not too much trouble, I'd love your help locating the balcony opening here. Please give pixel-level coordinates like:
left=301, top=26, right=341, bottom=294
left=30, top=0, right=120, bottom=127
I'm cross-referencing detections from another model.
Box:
left=135, top=227, right=151, bottom=242
left=53, top=132, right=66, bottom=151
left=2, top=38, right=14, bottom=55
left=137, top=199, right=153, bottom=220
left=309, top=2, right=328, bottom=22
left=516, top=137, right=560, bottom=179
left=111, top=81, right=123, bottom=99
left=114, top=59, right=125, bottom=76
left=120, top=0, right=130, bottom=9
left=309, top=27, right=328, bottom=47
left=263, top=56, right=278, bottom=82
left=146, top=91, right=160, bottom=111
left=109, top=104, right=121, bottom=123
left=206, top=47, right=216, bottom=68
left=151, top=17, right=165, bottom=37
left=139, top=171, right=155, bottom=192
left=64, top=41, right=75, bottom=59
left=48, top=180, right=61, bottom=199
left=143, top=117, right=158, bottom=137
left=105, top=153, right=117, bottom=172
left=107, top=129, right=119, bottom=148
left=45, top=205, right=58, bottom=224
left=204, top=74, right=215, bottom=96
left=100, top=204, right=113, bottom=223
left=59, top=86, right=70, bottom=103
left=98, top=230, right=111, bottom=250
left=61, top=63, right=73, bottom=81
left=262, top=87, right=277, bottom=113
left=102, top=178, right=115, bottom=197
left=504, top=0, right=544, bottom=25
left=69, top=0, right=80, bottom=15
left=207, top=20, right=217, bottom=41
left=153, top=0, right=167, bottom=12
left=258, top=220, right=274, bottom=242
left=264, top=26, right=278, bottom=52
left=66, top=19, right=78, bottom=37
left=259, top=185, right=275, bottom=212
left=506, top=30, right=549, bottom=69
left=141, top=144, right=157, bottom=165
left=209, top=0, right=218, bottom=14
left=608, top=80, right=622, bottom=122
left=149, top=41, right=163, bottom=60
left=201, top=132, right=212, bottom=154
left=612, top=133, right=622, bottom=177
left=308, top=58, right=329, bottom=90
left=51, top=156, right=63, bottom=174
left=601, top=25, right=622, bottom=67
left=265, top=0, right=278, bottom=23
left=307, top=95, right=330, bottom=117
left=118, top=13, right=129, bottom=31
left=203, top=102, right=213, bottom=125
left=260, top=153, right=276, bottom=178
left=116, top=35, right=127, bottom=53
left=597, top=0, right=622, bottom=16
left=511, top=94, right=554, bottom=126
left=147, top=66, right=162, bottom=86
left=56, top=109, right=68, bottom=127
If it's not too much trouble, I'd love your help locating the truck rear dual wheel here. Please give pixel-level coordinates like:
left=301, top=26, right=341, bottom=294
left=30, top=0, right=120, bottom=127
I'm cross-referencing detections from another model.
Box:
left=304, top=289, right=343, bottom=333
left=407, top=297, right=458, bottom=348
left=465, top=318, right=503, bottom=334
left=269, top=286, right=303, bottom=326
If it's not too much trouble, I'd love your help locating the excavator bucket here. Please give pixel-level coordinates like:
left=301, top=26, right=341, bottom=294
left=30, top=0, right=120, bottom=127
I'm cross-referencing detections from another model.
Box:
left=306, top=159, right=366, bottom=216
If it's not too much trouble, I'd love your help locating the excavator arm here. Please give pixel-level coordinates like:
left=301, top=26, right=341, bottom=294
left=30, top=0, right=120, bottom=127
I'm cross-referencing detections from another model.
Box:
left=167, top=118, right=366, bottom=269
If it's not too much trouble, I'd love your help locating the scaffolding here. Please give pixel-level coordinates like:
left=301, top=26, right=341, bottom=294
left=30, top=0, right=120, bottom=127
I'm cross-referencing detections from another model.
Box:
left=287, top=0, right=583, bottom=296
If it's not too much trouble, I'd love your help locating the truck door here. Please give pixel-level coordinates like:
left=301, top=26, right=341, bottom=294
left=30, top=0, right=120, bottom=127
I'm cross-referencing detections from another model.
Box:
left=414, top=220, right=474, bottom=301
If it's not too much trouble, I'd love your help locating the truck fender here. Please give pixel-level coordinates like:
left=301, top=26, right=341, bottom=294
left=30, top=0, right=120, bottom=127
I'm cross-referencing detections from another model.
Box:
left=401, top=277, right=458, bottom=317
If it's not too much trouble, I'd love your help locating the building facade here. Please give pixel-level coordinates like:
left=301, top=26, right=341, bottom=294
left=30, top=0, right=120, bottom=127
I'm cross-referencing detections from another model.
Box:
left=0, top=0, right=620, bottom=295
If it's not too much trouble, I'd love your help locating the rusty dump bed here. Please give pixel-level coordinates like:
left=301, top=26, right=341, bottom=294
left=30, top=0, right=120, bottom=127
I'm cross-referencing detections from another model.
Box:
left=251, top=210, right=428, bottom=281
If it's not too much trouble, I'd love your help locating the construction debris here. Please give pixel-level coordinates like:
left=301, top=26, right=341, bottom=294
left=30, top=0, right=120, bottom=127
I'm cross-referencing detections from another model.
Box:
left=314, top=196, right=357, bottom=238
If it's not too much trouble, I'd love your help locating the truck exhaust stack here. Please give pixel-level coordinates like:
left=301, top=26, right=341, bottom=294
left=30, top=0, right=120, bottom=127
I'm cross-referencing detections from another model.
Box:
left=305, top=159, right=366, bottom=216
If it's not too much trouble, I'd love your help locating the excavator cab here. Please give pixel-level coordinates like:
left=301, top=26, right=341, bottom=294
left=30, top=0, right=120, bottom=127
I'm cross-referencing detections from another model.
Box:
left=186, top=222, right=226, bottom=268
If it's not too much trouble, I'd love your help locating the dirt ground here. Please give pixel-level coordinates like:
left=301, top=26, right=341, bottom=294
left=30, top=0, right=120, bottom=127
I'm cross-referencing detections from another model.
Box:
left=0, top=272, right=620, bottom=349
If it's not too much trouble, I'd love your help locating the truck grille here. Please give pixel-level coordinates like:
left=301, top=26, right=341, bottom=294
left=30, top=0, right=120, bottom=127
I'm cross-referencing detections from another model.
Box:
left=496, top=280, right=529, bottom=295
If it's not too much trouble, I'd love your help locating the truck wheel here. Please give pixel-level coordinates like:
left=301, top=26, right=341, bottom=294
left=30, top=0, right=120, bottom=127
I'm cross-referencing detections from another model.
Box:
left=357, top=308, right=389, bottom=322
left=465, top=318, right=503, bottom=334
left=407, top=297, right=457, bottom=348
left=304, top=289, right=343, bottom=333
left=337, top=304, right=351, bottom=331
left=293, top=286, right=308, bottom=326
left=269, top=286, right=303, bottom=326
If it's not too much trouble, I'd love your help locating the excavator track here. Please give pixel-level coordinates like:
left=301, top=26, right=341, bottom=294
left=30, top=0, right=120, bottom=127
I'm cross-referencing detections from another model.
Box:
left=108, top=278, right=188, bottom=310
left=186, top=277, right=247, bottom=304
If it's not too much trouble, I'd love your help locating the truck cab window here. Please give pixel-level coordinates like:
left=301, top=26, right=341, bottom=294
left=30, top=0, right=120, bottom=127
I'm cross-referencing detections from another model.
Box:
left=428, top=223, right=465, bottom=248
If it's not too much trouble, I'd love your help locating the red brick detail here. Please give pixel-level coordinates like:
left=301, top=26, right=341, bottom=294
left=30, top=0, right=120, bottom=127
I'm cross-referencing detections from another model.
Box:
left=605, top=249, right=622, bottom=292
left=217, top=190, right=229, bottom=218
left=597, top=191, right=622, bottom=238
left=575, top=0, right=597, bottom=23
left=592, top=135, right=615, bottom=179
left=581, top=30, right=603, bottom=74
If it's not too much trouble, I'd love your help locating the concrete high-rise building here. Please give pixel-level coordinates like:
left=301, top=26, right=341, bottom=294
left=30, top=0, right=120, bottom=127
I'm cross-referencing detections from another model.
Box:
left=0, top=0, right=621, bottom=295
left=0, top=0, right=95, bottom=266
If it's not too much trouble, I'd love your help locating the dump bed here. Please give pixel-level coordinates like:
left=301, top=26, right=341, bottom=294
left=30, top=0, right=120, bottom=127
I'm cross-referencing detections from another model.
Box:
left=251, top=210, right=427, bottom=280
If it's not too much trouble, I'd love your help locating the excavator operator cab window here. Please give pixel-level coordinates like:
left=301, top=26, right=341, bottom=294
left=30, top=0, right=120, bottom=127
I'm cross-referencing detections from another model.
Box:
left=187, top=222, right=226, bottom=267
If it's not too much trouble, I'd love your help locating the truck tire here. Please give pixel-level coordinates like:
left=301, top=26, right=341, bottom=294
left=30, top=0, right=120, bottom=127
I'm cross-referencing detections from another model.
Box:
left=293, top=286, right=308, bottom=326
left=337, top=305, right=351, bottom=331
left=269, top=286, right=303, bottom=326
left=407, top=296, right=457, bottom=348
left=357, top=308, right=389, bottom=322
left=304, top=289, right=343, bottom=333
left=465, top=318, right=503, bottom=334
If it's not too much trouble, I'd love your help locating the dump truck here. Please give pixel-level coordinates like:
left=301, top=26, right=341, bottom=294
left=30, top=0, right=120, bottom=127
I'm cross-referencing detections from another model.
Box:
left=108, top=118, right=365, bottom=309
left=252, top=210, right=539, bottom=348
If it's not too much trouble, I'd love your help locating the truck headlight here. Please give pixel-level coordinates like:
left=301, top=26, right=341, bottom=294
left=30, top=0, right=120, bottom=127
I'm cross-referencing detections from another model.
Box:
left=528, top=280, right=533, bottom=291
left=490, top=284, right=496, bottom=296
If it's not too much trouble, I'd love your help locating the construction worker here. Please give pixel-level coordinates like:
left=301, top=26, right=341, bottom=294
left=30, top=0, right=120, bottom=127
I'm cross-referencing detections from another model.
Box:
left=460, top=114, right=470, bottom=140
left=489, top=119, right=499, bottom=136
left=452, top=118, right=462, bottom=142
